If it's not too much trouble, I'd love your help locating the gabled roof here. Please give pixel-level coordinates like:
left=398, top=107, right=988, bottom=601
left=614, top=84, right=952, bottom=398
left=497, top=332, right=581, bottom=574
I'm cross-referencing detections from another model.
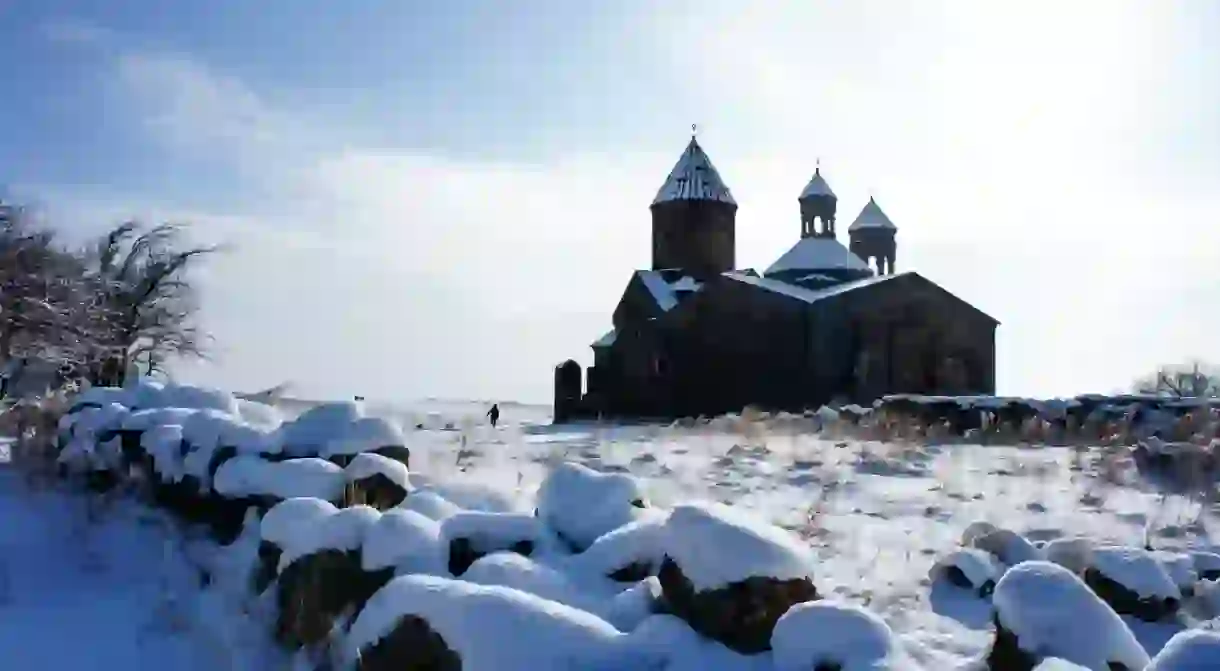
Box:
left=848, top=196, right=897, bottom=232
left=764, top=237, right=872, bottom=277
left=799, top=168, right=836, bottom=200
left=725, top=271, right=1000, bottom=324
left=591, top=329, right=617, bottom=349
left=652, top=137, right=737, bottom=206
left=637, top=269, right=703, bottom=312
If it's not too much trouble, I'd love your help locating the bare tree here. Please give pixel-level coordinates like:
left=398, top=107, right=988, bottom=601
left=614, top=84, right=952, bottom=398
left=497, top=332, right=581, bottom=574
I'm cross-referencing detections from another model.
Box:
left=0, top=202, right=101, bottom=390
left=1133, top=360, right=1220, bottom=398
left=84, top=221, right=221, bottom=386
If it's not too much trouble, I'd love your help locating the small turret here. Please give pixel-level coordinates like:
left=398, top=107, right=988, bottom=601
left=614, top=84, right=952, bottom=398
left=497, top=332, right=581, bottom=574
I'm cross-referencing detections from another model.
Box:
left=847, top=196, right=898, bottom=275
left=798, top=164, right=837, bottom=238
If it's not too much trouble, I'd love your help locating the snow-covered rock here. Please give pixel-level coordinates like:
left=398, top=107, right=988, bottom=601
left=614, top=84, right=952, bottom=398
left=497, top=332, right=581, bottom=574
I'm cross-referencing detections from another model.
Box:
left=276, top=401, right=363, bottom=455
left=342, top=574, right=622, bottom=671
left=212, top=456, right=345, bottom=502
left=930, top=548, right=1002, bottom=596
left=259, top=497, right=339, bottom=548
left=536, top=461, right=648, bottom=551
left=361, top=508, right=443, bottom=574
left=278, top=504, right=381, bottom=571
left=771, top=601, right=918, bottom=671
left=461, top=552, right=602, bottom=614
left=602, top=577, right=662, bottom=631
left=324, top=416, right=405, bottom=458
left=1085, top=546, right=1181, bottom=622
left=1155, top=551, right=1200, bottom=595
left=567, top=511, right=668, bottom=581
left=990, top=561, right=1150, bottom=670
left=440, top=511, right=544, bottom=576
left=661, top=502, right=815, bottom=591
left=1192, top=551, right=1220, bottom=581
left=121, top=407, right=196, bottom=432
left=1043, top=537, right=1095, bottom=575
left=1147, top=628, right=1220, bottom=669
left=141, top=424, right=186, bottom=483
left=397, top=489, right=463, bottom=521
left=970, top=527, right=1041, bottom=567
left=155, top=384, right=240, bottom=415
left=657, top=501, right=819, bottom=653
left=344, top=452, right=411, bottom=509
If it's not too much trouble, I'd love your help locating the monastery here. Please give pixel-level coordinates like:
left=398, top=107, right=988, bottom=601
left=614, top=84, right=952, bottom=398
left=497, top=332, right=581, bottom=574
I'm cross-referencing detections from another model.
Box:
left=553, top=136, right=998, bottom=421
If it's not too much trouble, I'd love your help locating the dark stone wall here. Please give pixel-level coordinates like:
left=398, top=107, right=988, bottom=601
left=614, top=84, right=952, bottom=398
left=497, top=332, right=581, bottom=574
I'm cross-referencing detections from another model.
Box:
left=849, top=228, right=897, bottom=275
left=553, top=360, right=582, bottom=423
left=565, top=273, right=997, bottom=422
left=650, top=199, right=736, bottom=278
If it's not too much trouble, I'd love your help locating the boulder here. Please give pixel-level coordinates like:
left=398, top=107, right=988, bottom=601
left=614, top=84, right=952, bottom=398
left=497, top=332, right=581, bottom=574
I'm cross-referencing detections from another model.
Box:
left=656, top=502, right=819, bottom=654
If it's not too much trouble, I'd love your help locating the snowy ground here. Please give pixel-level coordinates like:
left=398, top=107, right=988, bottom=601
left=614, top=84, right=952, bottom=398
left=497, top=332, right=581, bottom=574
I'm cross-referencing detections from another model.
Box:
left=0, top=450, right=281, bottom=670
left=2, top=400, right=1218, bottom=668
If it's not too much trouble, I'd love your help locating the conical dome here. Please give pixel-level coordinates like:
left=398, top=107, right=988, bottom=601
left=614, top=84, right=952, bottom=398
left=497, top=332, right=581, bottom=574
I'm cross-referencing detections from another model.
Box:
left=799, top=168, right=836, bottom=200
left=848, top=196, right=897, bottom=232
left=652, top=137, right=736, bottom=206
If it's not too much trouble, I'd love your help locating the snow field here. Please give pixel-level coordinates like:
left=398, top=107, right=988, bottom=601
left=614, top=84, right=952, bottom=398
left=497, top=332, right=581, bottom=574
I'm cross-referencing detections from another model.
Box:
left=15, top=381, right=1220, bottom=669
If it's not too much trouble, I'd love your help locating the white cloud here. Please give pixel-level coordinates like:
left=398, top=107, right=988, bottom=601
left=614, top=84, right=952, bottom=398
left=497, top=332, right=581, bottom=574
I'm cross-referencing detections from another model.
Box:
left=35, top=5, right=1220, bottom=403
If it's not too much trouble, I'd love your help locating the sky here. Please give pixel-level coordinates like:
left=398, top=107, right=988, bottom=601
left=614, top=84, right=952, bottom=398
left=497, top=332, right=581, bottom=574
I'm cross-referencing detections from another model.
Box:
left=2, top=1, right=1219, bottom=405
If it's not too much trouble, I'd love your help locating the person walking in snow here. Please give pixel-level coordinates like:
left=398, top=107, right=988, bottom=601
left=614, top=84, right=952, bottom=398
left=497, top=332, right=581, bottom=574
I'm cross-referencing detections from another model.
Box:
left=487, top=403, right=500, bottom=428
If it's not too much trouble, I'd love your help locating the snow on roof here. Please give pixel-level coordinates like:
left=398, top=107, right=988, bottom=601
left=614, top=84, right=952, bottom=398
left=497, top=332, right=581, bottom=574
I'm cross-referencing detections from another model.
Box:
left=847, top=197, right=897, bottom=232
left=992, top=561, right=1151, bottom=670
left=637, top=270, right=703, bottom=312
left=591, top=329, right=617, bottom=349
left=771, top=601, right=914, bottom=671
left=342, top=574, right=622, bottom=671
left=799, top=169, right=836, bottom=200
left=765, top=236, right=872, bottom=277
left=730, top=270, right=911, bottom=307
left=661, top=501, right=816, bottom=591
left=793, top=273, right=840, bottom=284
left=652, top=137, right=737, bottom=206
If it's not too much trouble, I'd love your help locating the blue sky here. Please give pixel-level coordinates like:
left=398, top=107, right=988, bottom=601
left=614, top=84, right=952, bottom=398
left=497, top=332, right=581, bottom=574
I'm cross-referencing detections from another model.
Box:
left=3, top=2, right=1220, bottom=404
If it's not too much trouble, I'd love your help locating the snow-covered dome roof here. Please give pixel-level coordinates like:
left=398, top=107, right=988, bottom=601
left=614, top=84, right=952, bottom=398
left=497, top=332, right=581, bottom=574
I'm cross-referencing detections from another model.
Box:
left=848, top=196, right=897, bottom=232
left=652, top=137, right=737, bottom=207
left=799, top=169, right=836, bottom=200
left=765, top=237, right=872, bottom=277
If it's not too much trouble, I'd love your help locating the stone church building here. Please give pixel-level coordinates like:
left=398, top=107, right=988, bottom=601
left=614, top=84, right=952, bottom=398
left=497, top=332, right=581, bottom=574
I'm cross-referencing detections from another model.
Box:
left=553, top=136, right=998, bottom=421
